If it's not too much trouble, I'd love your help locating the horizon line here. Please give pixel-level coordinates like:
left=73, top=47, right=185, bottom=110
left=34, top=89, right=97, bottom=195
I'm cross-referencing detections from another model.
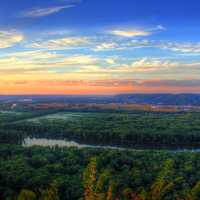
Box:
left=1, top=93, right=200, bottom=96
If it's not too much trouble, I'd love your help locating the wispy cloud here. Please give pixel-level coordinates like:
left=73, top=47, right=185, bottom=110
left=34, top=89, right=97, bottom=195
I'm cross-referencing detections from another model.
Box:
left=133, top=79, right=200, bottom=88
left=159, top=42, right=200, bottom=53
left=94, top=38, right=200, bottom=54
left=94, top=42, right=119, bottom=51
left=21, top=0, right=82, bottom=18
left=1, top=50, right=63, bottom=60
left=0, top=52, right=104, bottom=74
left=110, top=29, right=150, bottom=37
left=22, top=4, right=74, bottom=18
left=27, top=36, right=89, bottom=50
left=93, top=39, right=150, bottom=51
left=2, top=78, right=200, bottom=95
left=1, top=51, right=199, bottom=80
left=120, top=58, right=179, bottom=72
left=0, top=30, right=24, bottom=48
left=109, top=25, right=165, bottom=37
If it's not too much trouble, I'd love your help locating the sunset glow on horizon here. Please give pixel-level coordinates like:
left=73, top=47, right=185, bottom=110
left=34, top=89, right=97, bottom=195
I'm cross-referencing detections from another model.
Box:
left=0, top=0, right=200, bottom=94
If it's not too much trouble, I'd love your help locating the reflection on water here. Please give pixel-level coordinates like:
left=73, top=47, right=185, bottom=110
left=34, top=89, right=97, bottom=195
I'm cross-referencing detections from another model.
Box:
left=23, top=137, right=200, bottom=152
left=23, top=137, right=127, bottom=150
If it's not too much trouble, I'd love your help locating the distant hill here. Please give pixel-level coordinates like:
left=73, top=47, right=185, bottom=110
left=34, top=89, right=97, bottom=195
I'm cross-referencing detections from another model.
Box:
left=1, top=94, right=200, bottom=105
left=115, top=94, right=200, bottom=105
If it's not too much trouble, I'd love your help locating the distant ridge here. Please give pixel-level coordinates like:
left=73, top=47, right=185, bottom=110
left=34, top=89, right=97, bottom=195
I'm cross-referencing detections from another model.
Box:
left=115, top=94, right=200, bottom=105
left=1, top=94, right=200, bottom=105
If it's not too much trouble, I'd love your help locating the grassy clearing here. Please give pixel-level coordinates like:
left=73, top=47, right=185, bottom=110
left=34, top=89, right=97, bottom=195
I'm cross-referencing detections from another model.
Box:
left=26, top=112, right=86, bottom=123
left=0, top=111, right=24, bottom=115
left=0, top=111, right=26, bottom=123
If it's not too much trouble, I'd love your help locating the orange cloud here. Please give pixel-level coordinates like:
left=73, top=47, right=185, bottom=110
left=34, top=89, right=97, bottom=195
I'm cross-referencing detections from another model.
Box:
left=0, top=81, right=134, bottom=95
left=0, top=79, right=200, bottom=95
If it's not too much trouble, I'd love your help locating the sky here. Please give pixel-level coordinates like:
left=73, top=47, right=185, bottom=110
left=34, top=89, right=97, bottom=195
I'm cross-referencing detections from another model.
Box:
left=0, top=0, right=200, bottom=94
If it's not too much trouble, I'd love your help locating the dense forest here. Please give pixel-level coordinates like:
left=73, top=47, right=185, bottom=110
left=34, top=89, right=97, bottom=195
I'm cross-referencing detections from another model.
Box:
left=2, top=110, right=200, bottom=148
left=1, top=108, right=200, bottom=199
left=0, top=145, right=200, bottom=200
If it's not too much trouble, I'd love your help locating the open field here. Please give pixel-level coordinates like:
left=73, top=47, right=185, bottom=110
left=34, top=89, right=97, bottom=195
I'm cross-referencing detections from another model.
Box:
left=26, top=112, right=84, bottom=123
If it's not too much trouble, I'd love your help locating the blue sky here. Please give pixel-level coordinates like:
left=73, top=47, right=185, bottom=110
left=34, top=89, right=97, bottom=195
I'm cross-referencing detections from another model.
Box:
left=0, top=0, right=200, bottom=94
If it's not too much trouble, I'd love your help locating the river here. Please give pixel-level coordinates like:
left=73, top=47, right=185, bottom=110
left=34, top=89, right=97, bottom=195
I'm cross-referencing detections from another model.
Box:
left=22, top=137, right=200, bottom=152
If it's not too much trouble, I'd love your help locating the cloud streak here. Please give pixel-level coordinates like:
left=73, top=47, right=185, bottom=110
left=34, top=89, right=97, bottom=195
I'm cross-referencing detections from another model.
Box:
left=1, top=78, right=200, bottom=95
left=94, top=39, right=200, bottom=54
left=27, top=36, right=89, bottom=50
left=0, top=30, right=24, bottom=48
left=110, top=29, right=150, bottom=37
left=22, top=5, right=74, bottom=18
left=109, top=25, right=165, bottom=38
left=21, top=0, right=82, bottom=18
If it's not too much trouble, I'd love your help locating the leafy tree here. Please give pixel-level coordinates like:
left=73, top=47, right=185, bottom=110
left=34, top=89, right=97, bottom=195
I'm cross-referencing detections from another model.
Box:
left=39, top=185, right=60, bottom=200
left=17, top=190, right=36, bottom=200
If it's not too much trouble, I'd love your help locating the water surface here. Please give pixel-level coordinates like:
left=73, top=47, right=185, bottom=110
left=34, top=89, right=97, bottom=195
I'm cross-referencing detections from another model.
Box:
left=23, top=137, right=127, bottom=150
left=23, top=137, right=200, bottom=152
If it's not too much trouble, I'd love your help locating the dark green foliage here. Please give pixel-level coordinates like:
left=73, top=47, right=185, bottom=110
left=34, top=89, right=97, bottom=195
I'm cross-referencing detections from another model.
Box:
left=1, top=109, right=200, bottom=199
left=0, top=145, right=200, bottom=199
left=4, top=111, right=200, bottom=148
